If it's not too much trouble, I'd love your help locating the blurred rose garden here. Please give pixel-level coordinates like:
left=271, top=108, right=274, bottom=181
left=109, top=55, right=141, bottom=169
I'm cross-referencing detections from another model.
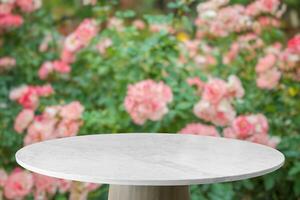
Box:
left=0, top=0, right=300, bottom=199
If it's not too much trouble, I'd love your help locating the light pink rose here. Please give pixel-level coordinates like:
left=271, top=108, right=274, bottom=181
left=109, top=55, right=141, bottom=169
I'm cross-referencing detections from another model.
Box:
left=16, top=0, right=41, bottom=13
left=193, top=99, right=235, bottom=126
left=35, top=84, right=54, bottom=97
left=0, top=168, right=8, bottom=187
left=186, top=77, right=205, bottom=93
left=97, top=38, right=113, bottom=55
left=248, top=114, right=269, bottom=134
left=223, top=127, right=237, bottom=139
left=74, top=19, right=98, bottom=45
left=24, top=116, right=57, bottom=145
left=226, top=75, right=244, bottom=98
left=202, top=78, right=227, bottom=104
left=4, top=168, right=33, bottom=200
left=38, top=62, right=54, bottom=80
left=14, top=109, right=34, bottom=133
left=132, top=19, right=146, bottom=30
left=255, top=54, right=276, bottom=73
left=232, top=116, right=254, bottom=139
left=9, top=85, right=28, bottom=101
left=0, top=3, right=14, bottom=15
left=223, top=43, right=239, bottom=64
left=82, top=182, right=100, bottom=192
left=0, top=56, right=16, bottom=70
left=179, top=123, right=219, bottom=137
left=44, top=105, right=62, bottom=118
left=57, top=179, right=72, bottom=193
left=256, top=68, right=281, bottom=90
left=55, top=119, right=81, bottom=138
left=33, top=173, right=58, bottom=196
left=124, top=80, right=173, bottom=125
left=60, top=101, right=84, bottom=120
left=64, top=34, right=82, bottom=53
left=53, top=60, right=71, bottom=74
left=248, top=134, right=279, bottom=148
left=61, top=49, right=75, bottom=64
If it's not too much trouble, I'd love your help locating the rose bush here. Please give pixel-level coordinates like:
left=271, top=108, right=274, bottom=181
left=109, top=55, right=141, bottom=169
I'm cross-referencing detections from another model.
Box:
left=0, top=0, right=300, bottom=199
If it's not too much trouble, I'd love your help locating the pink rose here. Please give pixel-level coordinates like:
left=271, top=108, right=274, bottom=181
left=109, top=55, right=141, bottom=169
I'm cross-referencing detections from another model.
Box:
left=223, top=127, right=237, bottom=139
left=0, top=14, right=23, bottom=28
left=232, top=116, right=254, bottom=138
left=256, top=68, right=281, bottom=90
left=226, top=75, right=244, bottom=98
left=255, top=54, right=276, bottom=73
left=4, top=168, right=33, bottom=200
left=132, top=19, right=146, bottom=30
left=193, top=99, right=235, bottom=126
left=64, top=34, right=83, bottom=53
left=35, top=84, right=54, bottom=97
left=0, top=56, right=16, bottom=70
left=0, top=168, right=8, bottom=187
left=74, top=19, right=98, bottom=45
left=14, top=109, right=34, bottom=133
left=248, top=114, right=269, bottom=134
left=202, top=78, right=227, bottom=104
left=248, top=134, right=279, bottom=148
left=38, top=62, right=54, bottom=80
left=124, top=80, right=173, bottom=125
left=0, top=3, right=14, bottom=15
left=57, top=179, right=72, bottom=193
left=9, top=85, right=28, bottom=101
left=18, top=87, right=39, bottom=109
left=60, top=101, right=84, bottom=120
left=287, top=35, right=300, bottom=54
left=24, top=116, right=57, bottom=145
left=16, top=0, right=41, bottom=13
left=61, top=49, right=75, bottom=64
left=53, top=60, right=71, bottom=74
left=96, top=38, right=113, bottom=55
left=179, top=123, right=219, bottom=137
left=186, top=77, right=205, bottom=93
left=33, top=173, right=58, bottom=196
left=56, top=119, right=81, bottom=138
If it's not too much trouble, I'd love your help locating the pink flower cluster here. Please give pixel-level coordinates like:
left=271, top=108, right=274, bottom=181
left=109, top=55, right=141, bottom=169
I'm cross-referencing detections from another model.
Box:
left=223, top=114, right=278, bottom=147
left=39, top=19, right=98, bottom=79
left=255, top=38, right=300, bottom=88
left=179, top=123, right=219, bottom=137
left=256, top=52, right=281, bottom=90
left=0, top=0, right=41, bottom=30
left=193, top=75, right=244, bottom=126
left=195, top=0, right=284, bottom=38
left=223, top=33, right=264, bottom=64
left=0, top=168, right=99, bottom=200
left=13, top=101, right=84, bottom=145
left=97, top=38, right=113, bottom=55
left=0, top=56, right=16, bottom=71
left=124, top=79, right=173, bottom=125
left=9, top=84, right=54, bottom=110
left=180, top=40, right=217, bottom=68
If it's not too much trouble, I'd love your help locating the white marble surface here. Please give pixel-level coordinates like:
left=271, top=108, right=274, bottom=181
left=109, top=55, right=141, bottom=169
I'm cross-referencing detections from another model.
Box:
left=16, top=134, right=284, bottom=186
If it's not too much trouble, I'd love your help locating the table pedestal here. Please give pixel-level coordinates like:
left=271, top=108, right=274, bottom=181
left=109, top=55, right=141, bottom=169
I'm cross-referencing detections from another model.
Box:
left=108, top=185, right=190, bottom=200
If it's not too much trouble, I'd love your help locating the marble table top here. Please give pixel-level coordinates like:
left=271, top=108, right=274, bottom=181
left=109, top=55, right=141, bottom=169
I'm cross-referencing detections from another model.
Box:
left=16, top=134, right=284, bottom=186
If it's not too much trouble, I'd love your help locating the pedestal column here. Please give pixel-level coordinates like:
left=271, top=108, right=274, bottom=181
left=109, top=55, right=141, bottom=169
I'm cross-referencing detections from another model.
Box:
left=108, top=185, right=190, bottom=200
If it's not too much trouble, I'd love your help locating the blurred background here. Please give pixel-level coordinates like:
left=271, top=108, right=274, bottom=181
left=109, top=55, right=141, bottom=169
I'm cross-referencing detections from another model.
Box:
left=0, top=0, right=300, bottom=200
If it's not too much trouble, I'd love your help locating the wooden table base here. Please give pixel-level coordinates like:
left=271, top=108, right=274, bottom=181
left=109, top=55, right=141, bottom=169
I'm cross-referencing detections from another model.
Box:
left=108, top=185, right=190, bottom=200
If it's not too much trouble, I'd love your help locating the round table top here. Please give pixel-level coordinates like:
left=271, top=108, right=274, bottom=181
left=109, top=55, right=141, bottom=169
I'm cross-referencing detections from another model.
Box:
left=16, top=134, right=284, bottom=186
